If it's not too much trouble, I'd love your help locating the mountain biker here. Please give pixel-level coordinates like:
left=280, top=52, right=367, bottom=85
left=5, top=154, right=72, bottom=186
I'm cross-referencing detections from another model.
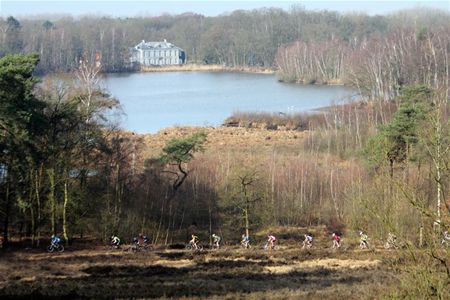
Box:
left=359, top=231, right=369, bottom=249
left=241, top=234, right=251, bottom=249
left=267, top=234, right=277, bottom=250
left=332, top=233, right=341, bottom=249
left=442, top=230, right=450, bottom=246
left=385, top=232, right=398, bottom=249
left=303, top=233, right=313, bottom=249
left=51, top=234, right=61, bottom=247
left=137, top=234, right=149, bottom=246
left=212, top=233, right=221, bottom=248
left=190, top=234, right=199, bottom=250
left=111, top=235, right=120, bottom=248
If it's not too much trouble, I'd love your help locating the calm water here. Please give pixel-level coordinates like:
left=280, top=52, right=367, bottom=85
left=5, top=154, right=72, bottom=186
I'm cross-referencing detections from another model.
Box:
left=105, top=72, right=352, bottom=133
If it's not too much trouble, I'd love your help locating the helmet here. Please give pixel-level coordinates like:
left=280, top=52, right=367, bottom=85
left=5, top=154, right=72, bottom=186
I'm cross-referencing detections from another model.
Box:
left=51, top=234, right=55, bottom=238
left=111, top=235, right=114, bottom=239
left=359, top=231, right=363, bottom=235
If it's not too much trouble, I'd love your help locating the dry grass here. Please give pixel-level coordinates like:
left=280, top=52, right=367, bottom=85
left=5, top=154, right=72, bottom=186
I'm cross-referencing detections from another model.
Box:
left=142, top=126, right=306, bottom=158
left=265, top=258, right=381, bottom=274
left=224, top=111, right=326, bottom=131
left=139, top=64, right=275, bottom=74
left=0, top=244, right=402, bottom=299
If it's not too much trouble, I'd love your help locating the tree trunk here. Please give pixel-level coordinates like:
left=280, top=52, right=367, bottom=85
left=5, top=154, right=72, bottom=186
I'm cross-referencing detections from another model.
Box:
left=2, top=183, right=10, bottom=247
left=244, top=208, right=249, bottom=237
left=35, top=168, right=42, bottom=247
left=63, top=172, right=69, bottom=245
left=48, top=168, right=56, bottom=235
left=208, top=204, right=212, bottom=246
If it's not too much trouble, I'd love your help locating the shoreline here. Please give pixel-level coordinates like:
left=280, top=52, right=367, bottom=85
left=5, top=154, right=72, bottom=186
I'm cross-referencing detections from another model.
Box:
left=138, top=64, right=275, bottom=74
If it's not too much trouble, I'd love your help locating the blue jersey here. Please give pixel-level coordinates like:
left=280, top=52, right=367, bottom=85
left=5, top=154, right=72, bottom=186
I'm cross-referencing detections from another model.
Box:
left=52, top=236, right=61, bottom=244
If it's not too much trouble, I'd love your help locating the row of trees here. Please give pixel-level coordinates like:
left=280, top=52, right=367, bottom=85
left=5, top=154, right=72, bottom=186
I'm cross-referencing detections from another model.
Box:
left=276, top=26, right=450, bottom=101
left=1, top=6, right=449, bottom=73
left=0, top=54, right=213, bottom=246
left=0, top=54, right=123, bottom=246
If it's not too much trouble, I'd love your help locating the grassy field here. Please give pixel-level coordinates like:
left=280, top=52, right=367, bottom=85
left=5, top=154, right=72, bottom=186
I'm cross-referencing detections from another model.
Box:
left=0, top=243, right=401, bottom=299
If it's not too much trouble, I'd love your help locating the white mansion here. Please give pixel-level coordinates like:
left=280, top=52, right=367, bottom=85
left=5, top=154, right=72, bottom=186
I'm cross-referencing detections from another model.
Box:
left=130, top=40, right=186, bottom=66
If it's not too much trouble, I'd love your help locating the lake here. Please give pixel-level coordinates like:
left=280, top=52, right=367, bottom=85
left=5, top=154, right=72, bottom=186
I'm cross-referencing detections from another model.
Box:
left=105, top=72, right=353, bottom=133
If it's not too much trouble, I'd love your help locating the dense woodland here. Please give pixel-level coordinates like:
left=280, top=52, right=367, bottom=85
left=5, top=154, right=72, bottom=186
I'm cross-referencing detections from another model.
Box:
left=0, top=6, right=449, bottom=75
left=0, top=8, right=450, bottom=292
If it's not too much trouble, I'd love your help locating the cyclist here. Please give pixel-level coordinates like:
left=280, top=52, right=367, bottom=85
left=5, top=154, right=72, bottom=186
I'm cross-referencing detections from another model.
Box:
left=111, top=235, right=121, bottom=248
left=385, top=232, right=398, bottom=249
left=137, top=234, right=149, bottom=247
left=359, top=231, right=369, bottom=249
left=332, top=233, right=341, bottom=249
left=131, top=236, right=139, bottom=251
left=189, top=234, right=199, bottom=250
left=267, top=234, right=277, bottom=250
left=241, top=233, right=251, bottom=249
left=302, top=233, right=313, bottom=249
left=212, top=233, right=221, bottom=249
left=51, top=234, right=61, bottom=247
left=442, top=230, right=450, bottom=246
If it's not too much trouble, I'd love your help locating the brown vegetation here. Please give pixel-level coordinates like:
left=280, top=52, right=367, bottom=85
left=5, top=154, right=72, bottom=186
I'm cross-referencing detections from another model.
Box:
left=276, top=27, right=450, bottom=101
left=0, top=241, right=399, bottom=299
left=140, top=64, right=275, bottom=74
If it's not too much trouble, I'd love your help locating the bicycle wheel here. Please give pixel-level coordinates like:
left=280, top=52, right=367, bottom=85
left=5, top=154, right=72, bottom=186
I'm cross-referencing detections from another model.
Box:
left=197, top=245, right=204, bottom=251
left=185, top=244, right=192, bottom=251
left=47, top=245, right=54, bottom=253
left=58, top=245, right=65, bottom=253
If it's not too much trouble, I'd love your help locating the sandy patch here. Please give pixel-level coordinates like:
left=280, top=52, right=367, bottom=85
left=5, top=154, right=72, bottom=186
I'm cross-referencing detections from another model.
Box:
left=265, top=258, right=381, bottom=274
left=153, top=259, right=195, bottom=268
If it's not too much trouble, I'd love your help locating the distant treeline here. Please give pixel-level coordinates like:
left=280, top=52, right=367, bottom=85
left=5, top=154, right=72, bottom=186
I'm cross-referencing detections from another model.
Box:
left=276, top=26, right=450, bottom=100
left=1, top=6, right=449, bottom=74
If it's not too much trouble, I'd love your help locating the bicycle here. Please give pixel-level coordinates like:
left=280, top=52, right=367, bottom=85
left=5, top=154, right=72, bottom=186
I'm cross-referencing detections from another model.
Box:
left=384, top=241, right=398, bottom=250
left=302, top=240, right=312, bottom=249
left=47, top=243, right=64, bottom=253
left=263, top=242, right=278, bottom=251
left=442, top=238, right=450, bottom=248
left=359, top=240, right=370, bottom=249
left=131, top=242, right=153, bottom=252
left=185, top=242, right=203, bottom=251
left=240, top=240, right=251, bottom=249
left=384, top=233, right=399, bottom=250
left=332, top=240, right=341, bottom=250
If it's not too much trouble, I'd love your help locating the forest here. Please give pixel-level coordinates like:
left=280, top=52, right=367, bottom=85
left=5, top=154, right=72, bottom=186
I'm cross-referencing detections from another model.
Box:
left=0, top=5, right=449, bottom=74
left=0, top=5, right=449, bottom=298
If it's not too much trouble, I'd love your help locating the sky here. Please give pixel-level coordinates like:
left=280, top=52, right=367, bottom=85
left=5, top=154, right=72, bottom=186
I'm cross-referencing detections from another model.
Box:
left=0, top=0, right=449, bottom=18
